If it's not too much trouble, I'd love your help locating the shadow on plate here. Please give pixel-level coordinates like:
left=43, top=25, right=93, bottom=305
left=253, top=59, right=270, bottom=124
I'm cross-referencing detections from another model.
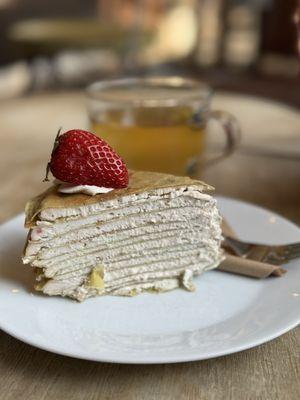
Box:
left=0, top=230, right=35, bottom=292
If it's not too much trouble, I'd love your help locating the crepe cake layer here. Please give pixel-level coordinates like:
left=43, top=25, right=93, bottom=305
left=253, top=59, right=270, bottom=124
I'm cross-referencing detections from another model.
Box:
left=23, top=170, right=223, bottom=301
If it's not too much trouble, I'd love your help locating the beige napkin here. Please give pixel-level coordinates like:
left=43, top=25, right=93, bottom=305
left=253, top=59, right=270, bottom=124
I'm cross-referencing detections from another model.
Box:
left=218, top=219, right=286, bottom=278
left=219, top=254, right=286, bottom=278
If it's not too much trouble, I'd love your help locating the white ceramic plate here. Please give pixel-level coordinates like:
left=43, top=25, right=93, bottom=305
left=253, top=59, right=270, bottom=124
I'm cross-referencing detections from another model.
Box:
left=0, top=197, right=299, bottom=364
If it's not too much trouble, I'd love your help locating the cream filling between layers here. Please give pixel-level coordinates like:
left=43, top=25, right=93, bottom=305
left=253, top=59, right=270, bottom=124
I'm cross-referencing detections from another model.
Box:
left=25, top=186, right=223, bottom=301
left=24, top=197, right=219, bottom=261
left=27, top=221, right=211, bottom=261
left=28, top=218, right=219, bottom=267
left=29, top=192, right=215, bottom=242
left=39, top=186, right=206, bottom=221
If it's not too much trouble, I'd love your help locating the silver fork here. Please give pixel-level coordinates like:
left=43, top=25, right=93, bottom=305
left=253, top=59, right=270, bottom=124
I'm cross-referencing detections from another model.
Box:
left=223, top=235, right=300, bottom=265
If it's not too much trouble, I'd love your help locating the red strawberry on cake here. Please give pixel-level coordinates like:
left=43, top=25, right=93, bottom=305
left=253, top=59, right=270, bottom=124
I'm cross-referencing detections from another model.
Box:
left=46, top=129, right=128, bottom=188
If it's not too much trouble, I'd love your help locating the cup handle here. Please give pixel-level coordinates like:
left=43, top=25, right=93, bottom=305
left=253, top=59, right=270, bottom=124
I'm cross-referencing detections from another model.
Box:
left=204, top=109, right=241, bottom=166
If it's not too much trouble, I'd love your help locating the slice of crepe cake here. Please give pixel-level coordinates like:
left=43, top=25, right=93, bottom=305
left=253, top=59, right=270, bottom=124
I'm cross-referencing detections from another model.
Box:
left=23, top=170, right=223, bottom=301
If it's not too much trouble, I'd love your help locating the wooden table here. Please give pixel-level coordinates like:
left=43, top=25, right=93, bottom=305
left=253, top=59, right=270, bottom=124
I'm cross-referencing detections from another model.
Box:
left=0, top=91, right=299, bottom=400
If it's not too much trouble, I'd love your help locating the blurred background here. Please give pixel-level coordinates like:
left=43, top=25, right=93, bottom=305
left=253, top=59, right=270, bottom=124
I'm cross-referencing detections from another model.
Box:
left=0, top=0, right=300, bottom=223
left=0, top=0, right=299, bottom=101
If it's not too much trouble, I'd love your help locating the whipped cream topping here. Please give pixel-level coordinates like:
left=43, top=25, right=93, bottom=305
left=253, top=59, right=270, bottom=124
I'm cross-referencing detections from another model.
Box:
left=58, top=183, right=114, bottom=196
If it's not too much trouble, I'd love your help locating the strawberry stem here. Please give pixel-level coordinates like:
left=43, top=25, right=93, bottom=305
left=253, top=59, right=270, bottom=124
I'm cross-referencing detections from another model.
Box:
left=43, top=127, right=62, bottom=182
left=43, top=163, right=50, bottom=182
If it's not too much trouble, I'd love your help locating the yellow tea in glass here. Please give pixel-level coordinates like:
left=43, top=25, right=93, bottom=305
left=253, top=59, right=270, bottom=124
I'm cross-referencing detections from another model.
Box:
left=87, top=77, right=239, bottom=177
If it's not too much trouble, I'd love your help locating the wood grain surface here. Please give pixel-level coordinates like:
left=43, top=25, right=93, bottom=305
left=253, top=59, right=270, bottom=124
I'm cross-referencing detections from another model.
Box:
left=0, top=91, right=299, bottom=400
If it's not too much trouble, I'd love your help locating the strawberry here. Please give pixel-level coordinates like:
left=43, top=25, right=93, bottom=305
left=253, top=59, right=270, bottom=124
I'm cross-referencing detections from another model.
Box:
left=45, top=129, right=129, bottom=188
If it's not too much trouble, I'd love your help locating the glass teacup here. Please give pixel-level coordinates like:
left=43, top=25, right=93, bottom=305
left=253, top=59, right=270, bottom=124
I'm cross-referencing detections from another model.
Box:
left=87, top=77, right=240, bottom=177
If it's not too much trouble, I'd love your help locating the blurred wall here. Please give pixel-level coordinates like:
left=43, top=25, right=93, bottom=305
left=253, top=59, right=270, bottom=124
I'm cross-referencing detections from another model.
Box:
left=0, top=0, right=97, bottom=64
left=261, top=0, right=298, bottom=55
